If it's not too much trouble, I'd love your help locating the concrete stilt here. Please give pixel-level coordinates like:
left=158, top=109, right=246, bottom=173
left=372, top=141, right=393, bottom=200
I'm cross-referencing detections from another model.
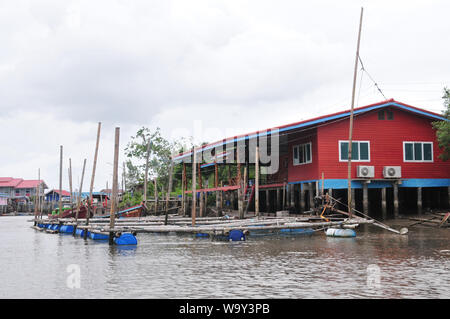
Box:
left=417, top=187, right=422, bottom=215
left=300, top=184, right=305, bottom=213
left=381, top=187, right=387, bottom=220
left=393, top=182, right=399, bottom=218
left=363, top=182, right=369, bottom=216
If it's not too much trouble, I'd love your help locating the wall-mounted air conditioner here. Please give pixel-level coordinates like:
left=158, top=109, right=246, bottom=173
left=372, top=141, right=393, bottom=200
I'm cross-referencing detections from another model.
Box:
left=357, top=165, right=374, bottom=178
left=383, top=166, right=401, bottom=178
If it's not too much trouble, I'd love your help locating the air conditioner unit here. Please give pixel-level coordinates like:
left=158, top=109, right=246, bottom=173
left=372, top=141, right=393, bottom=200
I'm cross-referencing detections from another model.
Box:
left=383, top=166, right=401, bottom=178
left=357, top=165, right=374, bottom=178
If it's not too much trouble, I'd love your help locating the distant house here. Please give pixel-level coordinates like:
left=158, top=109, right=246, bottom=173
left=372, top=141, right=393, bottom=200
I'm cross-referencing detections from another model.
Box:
left=45, top=189, right=71, bottom=202
left=0, top=177, right=47, bottom=199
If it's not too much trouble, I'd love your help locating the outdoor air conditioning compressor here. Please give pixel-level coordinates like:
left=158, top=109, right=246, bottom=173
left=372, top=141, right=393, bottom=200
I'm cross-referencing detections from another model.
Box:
left=383, top=166, right=402, bottom=178
left=357, top=165, right=374, bottom=178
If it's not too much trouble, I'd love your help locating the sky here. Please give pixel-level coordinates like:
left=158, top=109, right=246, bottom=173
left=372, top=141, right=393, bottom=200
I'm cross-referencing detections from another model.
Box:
left=0, top=0, right=449, bottom=192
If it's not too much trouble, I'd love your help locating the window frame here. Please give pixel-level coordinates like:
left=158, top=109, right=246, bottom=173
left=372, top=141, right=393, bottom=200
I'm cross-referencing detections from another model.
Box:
left=338, top=140, right=371, bottom=162
left=293, top=142, right=312, bottom=166
left=403, top=141, right=433, bottom=162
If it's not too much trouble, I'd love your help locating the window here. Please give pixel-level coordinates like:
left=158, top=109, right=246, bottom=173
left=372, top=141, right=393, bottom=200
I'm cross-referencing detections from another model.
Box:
left=339, top=141, right=370, bottom=162
left=378, top=109, right=394, bottom=120
left=293, top=143, right=312, bottom=165
left=403, top=142, right=433, bottom=162
left=386, top=110, right=394, bottom=120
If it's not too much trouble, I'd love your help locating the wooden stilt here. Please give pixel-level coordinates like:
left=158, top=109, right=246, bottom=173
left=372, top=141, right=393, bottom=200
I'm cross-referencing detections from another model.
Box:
left=164, top=159, right=174, bottom=225
left=255, top=146, right=260, bottom=217
left=154, top=178, right=158, bottom=213
left=109, top=127, right=120, bottom=245
left=381, top=187, right=387, bottom=220
left=191, top=148, right=197, bottom=226
left=351, top=188, right=356, bottom=211
left=181, top=163, right=186, bottom=216
left=265, top=189, right=270, bottom=213
left=282, top=182, right=286, bottom=210
left=74, top=159, right=86, bottom=233
left=59, top=145, right=63, bottom=218
left=68, top=158, right=73, bottom=216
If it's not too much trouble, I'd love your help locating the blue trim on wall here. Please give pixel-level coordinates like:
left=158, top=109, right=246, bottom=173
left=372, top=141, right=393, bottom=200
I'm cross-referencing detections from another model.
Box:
left=287, top=178, right=450, bottom=189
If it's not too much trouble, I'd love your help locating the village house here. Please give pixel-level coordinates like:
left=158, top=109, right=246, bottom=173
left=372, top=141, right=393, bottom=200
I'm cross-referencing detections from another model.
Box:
left=0, top=177, right=47, bottom=199
left=173, top=99, right=450, bottom=219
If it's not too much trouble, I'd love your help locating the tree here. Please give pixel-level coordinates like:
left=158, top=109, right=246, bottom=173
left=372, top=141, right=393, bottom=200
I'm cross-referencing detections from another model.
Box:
left=124, top=127, right=194, bottom=194
left=432, top=87, right=450, bottom=161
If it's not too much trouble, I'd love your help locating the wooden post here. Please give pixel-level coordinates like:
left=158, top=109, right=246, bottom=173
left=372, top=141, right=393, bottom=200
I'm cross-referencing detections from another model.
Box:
left=239, top=166, right=247, bottom=219
left=417, top=187, right=422, bottom=215
left=255, top=146, right=260, bottom=217
left=164, top=159, right=174, bottom=225
left=347, top=7, right=364, bottom=218
left=122, top=162, right=126, bottom=194
left=265, top=189, right=270, bottom=213
left=381, top=187, right=387, bottom=220
left=191, top=148, right=197, bottom=226
left=321, top=172, right=325, bottom=196
left=85, top=122, right=101, bottom=237
left=300, top=183, right=305, bottom=213
left=74, top=159, right=86, bottom=235
left=290, top=184, right=295, bottom=208
left=198, top=162, right=203, bottom=218
left=68, top=158, right=73, bottom=215
left=215, top=160, right=220, bottom=215
left=34, top=169, right=40, bottom=224
left=282, top=182, right=286, bottom=210
left=393, top=182, right=399, bottom=218
left=363, top=182, right=369, bottom=216
left=109, top=127, right=120, bottom=245
left=59, top=145, right=63, bottom=217
left=143, top=138, right=151, bottom=203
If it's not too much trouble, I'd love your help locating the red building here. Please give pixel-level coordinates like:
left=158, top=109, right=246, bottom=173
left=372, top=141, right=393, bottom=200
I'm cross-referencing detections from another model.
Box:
left=173, top=99, right=450, bottom=219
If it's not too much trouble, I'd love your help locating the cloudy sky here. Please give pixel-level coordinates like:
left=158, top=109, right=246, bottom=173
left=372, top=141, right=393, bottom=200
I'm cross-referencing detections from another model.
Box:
left=0, top=0, right=449, bottom=192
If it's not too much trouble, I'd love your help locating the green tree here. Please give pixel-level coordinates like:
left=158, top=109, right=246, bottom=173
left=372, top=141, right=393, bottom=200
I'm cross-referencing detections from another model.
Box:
left=432, top=88, right=450, bottom=161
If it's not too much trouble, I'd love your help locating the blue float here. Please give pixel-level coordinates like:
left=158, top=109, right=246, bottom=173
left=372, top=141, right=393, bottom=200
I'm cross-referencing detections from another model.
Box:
left=228, top=229, right=245, bottom=241
left=89, top=232, right=109, bottom=240
left=75, top=228, right=84, bottom=237
left=51, top=224, right=59, bottom=231
left=59, top=225, right=74, bottom=233
left=195, top=233, right=209, bottom=238
left=114, top=233, right=138, bottom=245
left=280, top=228, right=314, bottom=236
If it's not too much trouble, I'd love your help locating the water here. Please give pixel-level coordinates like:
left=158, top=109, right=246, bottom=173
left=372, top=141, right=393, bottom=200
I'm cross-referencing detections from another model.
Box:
left=0, top=216, right=449, bottom=298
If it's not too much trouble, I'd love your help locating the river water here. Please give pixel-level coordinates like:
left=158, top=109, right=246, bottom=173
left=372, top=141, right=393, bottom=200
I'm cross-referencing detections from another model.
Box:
left=0, top=216, right=449, bottom=298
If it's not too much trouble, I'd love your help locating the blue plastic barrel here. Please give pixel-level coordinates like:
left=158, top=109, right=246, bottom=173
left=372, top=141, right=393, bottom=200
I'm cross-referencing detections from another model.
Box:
left=60, top=225, right=74, bottom=233
left=228, top=229, right=245, bottom=241
left=75, top=228, right=84, bottom=237
left=195, top=233, right=209, bottom=238
left=89, top=232, right=109, bottom=240
left=114, top=233, right=138, bottom=245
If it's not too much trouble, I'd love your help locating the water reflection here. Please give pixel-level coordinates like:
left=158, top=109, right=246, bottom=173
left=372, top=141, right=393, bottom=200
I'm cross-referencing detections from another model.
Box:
left=0, top=216, right=449, bottom=298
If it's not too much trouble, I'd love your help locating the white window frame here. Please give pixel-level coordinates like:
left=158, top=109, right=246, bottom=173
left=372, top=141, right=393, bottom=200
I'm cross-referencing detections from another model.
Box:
left=293, top=142, right=312, bottom=166
left=403, top=141, right=433, bottom=162
left=338, top=140, right=371, bottom=162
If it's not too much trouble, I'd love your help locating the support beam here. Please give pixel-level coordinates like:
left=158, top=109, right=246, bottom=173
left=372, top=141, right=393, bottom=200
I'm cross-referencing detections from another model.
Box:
left=276, top=188, right=281, bottom=211
left=265, top=189, right=270, bottom=213
left=59, top=145, right=63, bottom=217
left=164, top=159, right=174, bottom=225
left=351, top=188, right=356, bottom=212
left=86, top=122, right=101, bottom=237
left=181, top=163, right=186, bottom=216
left=290, top=184, right=295, bottom=208
left=282, top=182, right=286, bottom=210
